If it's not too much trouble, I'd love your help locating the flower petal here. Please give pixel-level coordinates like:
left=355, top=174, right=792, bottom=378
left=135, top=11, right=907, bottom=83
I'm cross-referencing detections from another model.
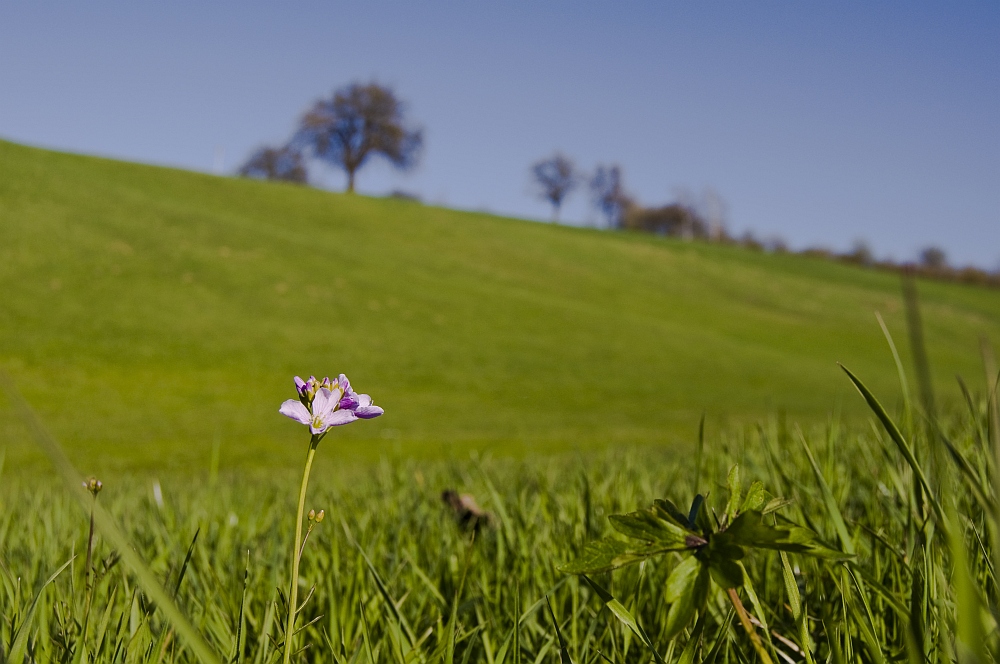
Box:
left=294, top=376, right=306, bottom=390
left=355, top=405, right=384, bottom=419
left=279, top=400, right=312, bottom=425
left=357, top=394, right=372, bottom=407
left=324, top=409, right=359, bottom=427
left=339, top=394, right=359, bottom=410
left=310, top=421, right=329, bottom=435
left=312, top=388, right=335, bottom=416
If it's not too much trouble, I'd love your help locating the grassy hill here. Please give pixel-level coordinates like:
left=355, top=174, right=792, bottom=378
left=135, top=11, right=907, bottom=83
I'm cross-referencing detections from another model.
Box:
left=1, top=139, right=998, bottom=471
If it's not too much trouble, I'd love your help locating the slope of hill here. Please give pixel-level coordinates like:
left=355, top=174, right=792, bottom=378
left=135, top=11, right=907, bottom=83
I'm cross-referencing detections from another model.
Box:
left=1, top=139, right=998, bottom=471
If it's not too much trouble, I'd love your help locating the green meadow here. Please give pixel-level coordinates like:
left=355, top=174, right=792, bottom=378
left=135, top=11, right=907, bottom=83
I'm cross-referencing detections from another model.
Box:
left=2, top=139, right=999, bottom=662
left=1, top=138, right=999, bottom=471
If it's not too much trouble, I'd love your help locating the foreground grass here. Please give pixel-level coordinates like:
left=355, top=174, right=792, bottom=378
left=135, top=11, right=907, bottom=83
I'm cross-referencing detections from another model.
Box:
left=2, top=139, right=1000, bottom=468
left=2, top=364, right=997, bottom=662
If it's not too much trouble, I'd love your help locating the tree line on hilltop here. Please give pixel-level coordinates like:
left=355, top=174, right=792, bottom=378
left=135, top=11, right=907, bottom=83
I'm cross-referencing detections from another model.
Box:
left=529, top=151, right=999, bottom=288
left=239, top=82, right=998, bottom=288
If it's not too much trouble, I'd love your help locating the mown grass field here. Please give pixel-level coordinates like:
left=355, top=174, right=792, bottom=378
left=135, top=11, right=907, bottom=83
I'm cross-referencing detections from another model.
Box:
left=1, top=139, right=998, bottom=473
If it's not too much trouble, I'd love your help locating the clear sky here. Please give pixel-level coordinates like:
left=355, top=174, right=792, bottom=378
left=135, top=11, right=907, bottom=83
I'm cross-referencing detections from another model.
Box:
left=1, top=2, right=997, bottom=267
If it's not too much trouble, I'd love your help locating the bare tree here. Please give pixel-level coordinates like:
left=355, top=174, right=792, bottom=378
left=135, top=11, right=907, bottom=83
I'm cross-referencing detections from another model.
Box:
left=698, top=187, right=728, bottom=240
left=238, top=146, right=308, bottom=184
left=293, top=82, right=422, bottom=193
left=589, top=165, right=632, bottom=228
left=531, top=153, right=578, bottom=221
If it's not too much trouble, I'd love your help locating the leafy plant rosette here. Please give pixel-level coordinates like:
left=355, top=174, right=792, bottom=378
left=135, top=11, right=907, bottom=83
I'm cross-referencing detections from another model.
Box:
left=560, top=465, right=851, bottom=643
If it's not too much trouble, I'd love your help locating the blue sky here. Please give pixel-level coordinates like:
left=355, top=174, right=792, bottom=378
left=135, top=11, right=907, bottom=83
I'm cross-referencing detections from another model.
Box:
left=1, top=2, right=997, bottom=267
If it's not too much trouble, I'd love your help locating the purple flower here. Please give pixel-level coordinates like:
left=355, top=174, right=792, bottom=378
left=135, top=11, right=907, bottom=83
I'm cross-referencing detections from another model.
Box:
left=354, top=394, right=384, bottom=419
left=280, top=387, right=356, bottom=434
left=332, top=374, right=382, bottom=418
left=280, top=373, right=383, bottom=435
left=294, top=375, right=340, bottom=405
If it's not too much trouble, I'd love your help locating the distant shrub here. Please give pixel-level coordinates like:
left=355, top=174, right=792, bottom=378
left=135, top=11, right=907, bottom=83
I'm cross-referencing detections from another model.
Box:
left=840, top=240, right=874, bottom=266
left=800, top=246, right=834, bottom=260
left=623, top=203, right=708, bottom=239
left=389, top=189, right=422, bottom=202
left=238, top=146, right=308, bottom=184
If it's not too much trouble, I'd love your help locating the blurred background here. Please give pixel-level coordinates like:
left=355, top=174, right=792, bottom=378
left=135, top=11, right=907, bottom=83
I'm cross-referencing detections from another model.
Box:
left=1, top=1, right=997, bottom=267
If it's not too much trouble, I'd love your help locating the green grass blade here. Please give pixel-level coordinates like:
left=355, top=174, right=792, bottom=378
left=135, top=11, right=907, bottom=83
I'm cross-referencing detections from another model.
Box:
left=357, top=545, right=417, bottom=647
left=948, top=508, right=987, bottom=664
left=799, top=434, right=854, bottom=555
left=0, top=370, right=223, bottom=664
left=844, top=566, right=886, bottom=664
left=695, top=412, right=706, bottom=491
left=8, top=556, right=74, bottom=664
left=839, top=364, right=944, bottom=523
left=580, top=575, right=666, bottom=664
left=544, top=596, right=574, bottom=664
left=675, top=613, right=705, bottom=664
left=875, top=311, right=912, bottom=427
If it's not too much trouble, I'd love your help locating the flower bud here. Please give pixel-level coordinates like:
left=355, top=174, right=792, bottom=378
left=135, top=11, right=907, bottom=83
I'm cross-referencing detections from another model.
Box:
left=315, top=509, right=325, bottom=523
left=83, top=477, right=103, bottom=497
left=307, top=509, right=316, bottom=522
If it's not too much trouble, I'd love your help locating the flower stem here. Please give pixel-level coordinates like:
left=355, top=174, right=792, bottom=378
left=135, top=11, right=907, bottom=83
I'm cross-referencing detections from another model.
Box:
left=283, top=436, right=319, bottom=664
left=727, top=587, right=774, bottom=664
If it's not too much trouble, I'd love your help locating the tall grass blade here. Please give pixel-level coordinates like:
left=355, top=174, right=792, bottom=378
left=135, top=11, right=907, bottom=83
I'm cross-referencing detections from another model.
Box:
left=875, top=311, right=912, bottom=422
left=695, top=412, right=706, bottom=491
left=839, top=364, right=944, bottom=523
left=357, top=545, right=417, bottom=646
left=0, top=370, right=223, bottom=664
left=544, top=596, right=574, bottom=664
left=580, top=575, right=666, bottom=664
left=675, top=613, right=705, bottom=664
left=7, top=556, right=74, bottom=664
left=799, top=434, right=854, bottom=555
left=779, top=552, right=815, bottom=664
left=844, top=565, right=886, bottom=664
left=948, top=508, right=987, bottom=664
left=901, top=273, right=937, bottom=421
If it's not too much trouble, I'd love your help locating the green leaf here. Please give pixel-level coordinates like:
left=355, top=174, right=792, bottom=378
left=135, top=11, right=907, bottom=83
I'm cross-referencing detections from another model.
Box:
left=686, top=495, right=705, bottom=527
left=665, top=555, right=702, bottom=603
left=703, top=533, right=745, bottom=561
left=664, top=557, right=710, bottom=640
left=608, top=502, right=698, bottom=545
left=559, top=538, right=681, bottom=575
left=739, top=481, right=769, bottom=514
left=725, top=464, right=742, bottom=521
left=654, top=499, right=694, bottom=528
left=708, top=559, right=744, bottom=589
left=762, top=497, right=793, bottom=515
left=721, top=511, right=850, bottom=559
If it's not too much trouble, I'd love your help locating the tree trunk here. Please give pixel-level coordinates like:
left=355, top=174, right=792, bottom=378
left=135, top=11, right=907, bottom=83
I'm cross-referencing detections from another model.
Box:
left=347, top=170, right=356, bottom=194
